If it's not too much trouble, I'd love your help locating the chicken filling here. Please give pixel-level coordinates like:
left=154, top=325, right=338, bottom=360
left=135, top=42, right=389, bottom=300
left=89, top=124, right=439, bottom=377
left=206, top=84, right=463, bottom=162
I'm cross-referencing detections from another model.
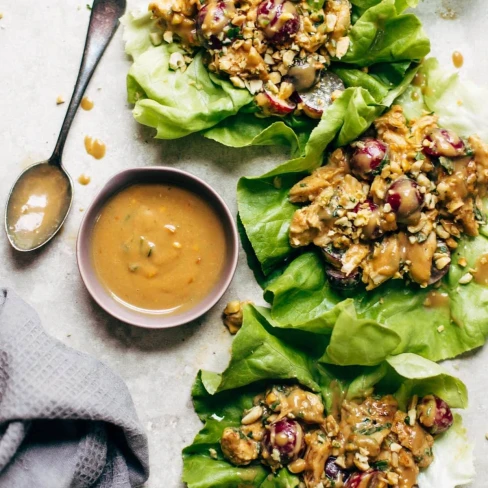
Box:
left=148, top=0, right=351, bottom=117
left=219, top=384, right=454, bottom=488
left=289, top=105, right=488, bottom=290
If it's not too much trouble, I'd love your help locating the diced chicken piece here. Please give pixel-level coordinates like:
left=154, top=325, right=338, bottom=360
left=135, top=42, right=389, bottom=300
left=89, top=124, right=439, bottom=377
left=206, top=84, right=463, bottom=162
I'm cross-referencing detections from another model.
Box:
left=402, top=231, right=437, bottom=286
left=289, top=150, right=348, bottom=203
left=149, top=0, right=198, bottom=45
left=470, top=134, right=488, bottom=193
left=325, top=0, right=351, bottom=40
left=303, top=430, right=331, bottom=487
left=220, top=427, right=260, bottom=466
left=410, top=114, right=438, bottom=148
left=341, top=243, right=370, bottom=276
left=396, top=448, right=420, bottom=488
left=374, top=106, right=411, bottom=163
left=289, top=205, right=324, bottom=247
left=362, top=235, right=402, bottom=290
left=242, top=421, right=266, bottom=442
left=266, top=386, right=326, bottom=424
left=392, top=411, right=434, bottom=469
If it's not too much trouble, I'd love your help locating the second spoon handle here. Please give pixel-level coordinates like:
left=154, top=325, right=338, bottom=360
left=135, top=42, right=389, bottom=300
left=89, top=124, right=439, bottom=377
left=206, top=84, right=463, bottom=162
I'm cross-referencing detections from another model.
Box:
left=51, top=0, right=127, bottom=164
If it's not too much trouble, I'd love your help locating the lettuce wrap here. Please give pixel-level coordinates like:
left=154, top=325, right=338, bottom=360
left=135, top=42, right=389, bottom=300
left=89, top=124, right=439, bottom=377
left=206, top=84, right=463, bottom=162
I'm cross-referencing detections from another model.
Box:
left=122, top=0, right=429, bottom=160
left=182, top=304, right=474, bottom=488
left=237, top=59, right=488, bottom=364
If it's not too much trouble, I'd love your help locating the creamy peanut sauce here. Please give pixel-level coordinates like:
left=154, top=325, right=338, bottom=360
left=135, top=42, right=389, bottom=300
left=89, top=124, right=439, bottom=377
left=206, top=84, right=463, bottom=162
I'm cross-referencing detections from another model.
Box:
left=473, top=253, right=488, bottom=285
left=84, top=136, right=106, bottom=159
left=81, top=97, right=94, bottom=111
left=452, top=50, right=464, bottom=68
left=77, top=174, right=91, bottom=185
left=423, top=290, right=450, bottom=308
left=91, top=183, right=227, bottom=315
left=7, top=164, right=70, bottom=250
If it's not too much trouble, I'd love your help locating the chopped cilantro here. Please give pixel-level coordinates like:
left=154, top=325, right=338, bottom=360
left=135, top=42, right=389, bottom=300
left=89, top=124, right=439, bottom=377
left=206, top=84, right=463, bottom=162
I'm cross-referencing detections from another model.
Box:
left=439, top=156, right=454, bottom=174
left=371, top=460, right=389, bottom=471
left=227, top=26, right=243, bottom=40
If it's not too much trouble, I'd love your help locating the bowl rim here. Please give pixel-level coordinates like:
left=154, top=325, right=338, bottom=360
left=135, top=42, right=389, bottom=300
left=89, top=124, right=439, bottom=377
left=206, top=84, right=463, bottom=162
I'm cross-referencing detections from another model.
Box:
left=76, top=166, right=239, bottom=329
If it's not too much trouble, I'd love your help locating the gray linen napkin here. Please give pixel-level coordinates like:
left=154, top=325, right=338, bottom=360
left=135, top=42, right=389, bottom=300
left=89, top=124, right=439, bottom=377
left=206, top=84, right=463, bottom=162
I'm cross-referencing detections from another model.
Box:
left=0, top=288, right=149, bottom=487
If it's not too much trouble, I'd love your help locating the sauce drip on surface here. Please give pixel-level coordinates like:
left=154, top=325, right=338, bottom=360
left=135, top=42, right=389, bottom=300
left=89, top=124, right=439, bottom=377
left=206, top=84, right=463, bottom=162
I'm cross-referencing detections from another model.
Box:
left=77, top=174, right=91, bottom=185
left=452, top=50, right=464, bottom=68
left=81, top=97, right=94, bottom=111
left=84, top=136, right=106, bottom=159
left=7, top=164, right=70, bottom=250
left=91, top=184, right=227, bottom=315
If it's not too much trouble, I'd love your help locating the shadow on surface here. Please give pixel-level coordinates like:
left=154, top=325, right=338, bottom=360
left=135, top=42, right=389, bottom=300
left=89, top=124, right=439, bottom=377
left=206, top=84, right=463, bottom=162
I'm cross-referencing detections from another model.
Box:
left=78, top=285, right=208, bottom=353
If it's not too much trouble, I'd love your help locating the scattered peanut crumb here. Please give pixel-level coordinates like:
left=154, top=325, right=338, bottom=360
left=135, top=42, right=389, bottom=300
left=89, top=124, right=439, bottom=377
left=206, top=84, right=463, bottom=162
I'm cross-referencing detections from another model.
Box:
left=457, top=257, right=467, bottom=267
left=437, top=325, right=445, bottom=333
left=56, top=95, right=65, bottom=105
left=173, top=241, right=182, bottom=249
left=459, top=273, right=473, bottom=285
left=223, top=300, right=252, bottom=334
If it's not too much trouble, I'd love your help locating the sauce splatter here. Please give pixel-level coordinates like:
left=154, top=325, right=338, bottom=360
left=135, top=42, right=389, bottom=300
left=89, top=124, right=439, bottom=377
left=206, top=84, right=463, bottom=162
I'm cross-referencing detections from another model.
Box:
left=84, top=136, right=106, bottom=159
left=77, top=174, right=91, bottom=185
left=473, top=254, right=488, bottom=285
left=452, top=51, right=464, bottom=69
left=423, top=291, right=450, bottom=309
left=81, top=97, right=94, bottom=111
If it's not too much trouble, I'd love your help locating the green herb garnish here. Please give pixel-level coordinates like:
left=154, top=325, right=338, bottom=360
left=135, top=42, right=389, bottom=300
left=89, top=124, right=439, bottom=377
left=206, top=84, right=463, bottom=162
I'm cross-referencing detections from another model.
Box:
left=371, top=460, right=389, bottom=471
left=439, top=156, right=454, bottom=174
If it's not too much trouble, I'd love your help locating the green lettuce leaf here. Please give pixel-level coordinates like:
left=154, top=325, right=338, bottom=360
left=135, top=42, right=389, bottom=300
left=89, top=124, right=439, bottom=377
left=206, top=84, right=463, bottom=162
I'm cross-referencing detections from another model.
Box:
left=122, top=1, right=429, bottom=146
left=207, top=305, right=322, bottom=394
left=183, top=306, right=470, bottom=487
left=263, top=247, right=488, bottom=365
left=397, top=58, right=488, bottom=141
left=237, top=63, right=420, bottom=274
left=122, top=11, right=253, bottom=139
left=202, top=115, right=308, bottom=157
left=238, top=57, right=488, bottom=364
left=417, top=414, right=475, bottom=488
left=127, top=45, right=253, bottom=139
left=342, top=0, right=430, bottom=66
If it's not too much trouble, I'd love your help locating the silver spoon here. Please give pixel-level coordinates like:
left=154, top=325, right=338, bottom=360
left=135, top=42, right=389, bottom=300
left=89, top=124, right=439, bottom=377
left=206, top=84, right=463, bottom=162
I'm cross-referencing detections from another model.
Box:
left=5, top=0, right=126, bottom=252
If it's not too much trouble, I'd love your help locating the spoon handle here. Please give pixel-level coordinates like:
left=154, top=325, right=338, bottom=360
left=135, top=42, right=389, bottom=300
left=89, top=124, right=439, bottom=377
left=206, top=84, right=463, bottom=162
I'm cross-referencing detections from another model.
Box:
left=51, top=0, right=127, bottom=164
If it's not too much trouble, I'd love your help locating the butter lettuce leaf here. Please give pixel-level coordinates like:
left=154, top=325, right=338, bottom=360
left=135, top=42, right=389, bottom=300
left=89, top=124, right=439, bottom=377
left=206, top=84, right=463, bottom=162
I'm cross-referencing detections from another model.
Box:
left=342, top=0, right=430, bottom=66
left=417, top=414, right=475, bottom=488
left=237, top=58, right=488, bottom=364
left=183, top=305, right=471, bottom=487
left=122, top=2, right=428, bottom=146
left=397, top=58, right=488, bottom=141
left=127, top=44, right=253, bottom=139
left=262, top=245, right=488, bottom=365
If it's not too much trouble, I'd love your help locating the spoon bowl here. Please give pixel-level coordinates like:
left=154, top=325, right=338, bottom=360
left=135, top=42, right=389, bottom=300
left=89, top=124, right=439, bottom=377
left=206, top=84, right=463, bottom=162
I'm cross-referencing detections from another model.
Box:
left=5, top=162, right=73, bottom=252
left=4, top=0, right=126, bottom=252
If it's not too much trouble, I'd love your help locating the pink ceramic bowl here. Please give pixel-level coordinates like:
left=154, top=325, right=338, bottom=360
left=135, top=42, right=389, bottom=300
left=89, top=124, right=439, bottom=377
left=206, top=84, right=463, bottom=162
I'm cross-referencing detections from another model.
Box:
left=76, top=167, right=238, bottom=328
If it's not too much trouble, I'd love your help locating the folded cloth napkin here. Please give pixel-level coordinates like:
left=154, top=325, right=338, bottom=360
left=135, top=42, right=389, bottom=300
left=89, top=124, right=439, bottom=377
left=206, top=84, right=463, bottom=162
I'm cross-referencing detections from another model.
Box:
left=0, top=288, right=149, bottom=488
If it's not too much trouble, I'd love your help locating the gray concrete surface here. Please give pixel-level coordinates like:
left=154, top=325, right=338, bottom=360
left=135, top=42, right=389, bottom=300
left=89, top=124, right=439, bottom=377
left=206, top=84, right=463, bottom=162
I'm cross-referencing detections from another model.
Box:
left=0, top=0, right=486, bottom=486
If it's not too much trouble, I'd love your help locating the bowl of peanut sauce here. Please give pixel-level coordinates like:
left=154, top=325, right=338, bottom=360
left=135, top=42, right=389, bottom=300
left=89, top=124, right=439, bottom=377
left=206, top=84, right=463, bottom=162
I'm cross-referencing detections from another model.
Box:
left=77, top=167, right=238, bottom=328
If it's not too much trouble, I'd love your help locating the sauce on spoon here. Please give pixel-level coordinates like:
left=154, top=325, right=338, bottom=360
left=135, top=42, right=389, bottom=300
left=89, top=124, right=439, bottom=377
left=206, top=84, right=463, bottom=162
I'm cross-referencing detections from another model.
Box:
left=6, top=164, right=71, bottom=250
